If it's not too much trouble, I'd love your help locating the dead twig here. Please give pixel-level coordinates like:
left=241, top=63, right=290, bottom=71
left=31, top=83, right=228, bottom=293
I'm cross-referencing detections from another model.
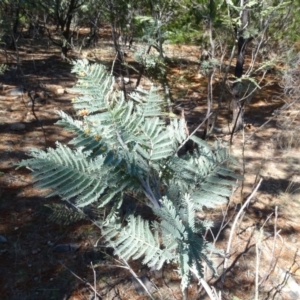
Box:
left=59, top=262, right=102, bottom=299
left=259, top=206, right=282, bottom=286
left=91, top=262, right=98, bottom=300
left=176, top=112, right=213, bottom=153
left=220, top=178, right=263, bottom=290
left=116, top=258, right=156, bottom=300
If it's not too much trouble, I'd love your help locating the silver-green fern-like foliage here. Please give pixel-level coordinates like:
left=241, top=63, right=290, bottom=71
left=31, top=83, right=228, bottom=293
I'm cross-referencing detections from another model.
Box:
left=0, top=64, right=7, bottom=74
left=44, top=202, right=87, bottom=225
left=18, top=59, right=240, bottom=293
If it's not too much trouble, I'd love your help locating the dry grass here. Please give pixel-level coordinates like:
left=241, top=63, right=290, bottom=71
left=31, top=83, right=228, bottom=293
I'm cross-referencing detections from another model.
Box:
left=273, top=53, right=300, bottom=150
left=273, top=104, right=300, bottom=149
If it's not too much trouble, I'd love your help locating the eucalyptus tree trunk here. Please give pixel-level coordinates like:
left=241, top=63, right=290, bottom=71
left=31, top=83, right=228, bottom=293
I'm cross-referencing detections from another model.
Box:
left=6, top=2, right=21, bottom=50
left=45, top=0, right=83, bottom=58
left=203, top=0, right=216, bottom=138
left=153, top=3, right=173, bottom=113
left=61, top=0, right=81, bottom=58
left=106, top=0, right=131, bottom=99
left=231, top=0, right=251, bottom=134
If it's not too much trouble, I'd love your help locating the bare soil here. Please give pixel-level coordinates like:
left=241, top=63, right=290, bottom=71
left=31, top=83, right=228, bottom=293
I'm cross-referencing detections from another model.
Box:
left=1, top=30, right=300, bottom=300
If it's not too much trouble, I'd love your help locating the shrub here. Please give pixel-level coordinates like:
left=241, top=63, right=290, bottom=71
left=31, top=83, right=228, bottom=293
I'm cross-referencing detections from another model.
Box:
left=274, top=53, right=300, bottom=150
left=18, top=59, right=239, bottom=295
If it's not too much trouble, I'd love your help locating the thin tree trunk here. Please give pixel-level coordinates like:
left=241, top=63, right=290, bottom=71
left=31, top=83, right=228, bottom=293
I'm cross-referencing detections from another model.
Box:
left=205, top=0, right=216, bottom=137
left=231, top=0, right=251, bottom=135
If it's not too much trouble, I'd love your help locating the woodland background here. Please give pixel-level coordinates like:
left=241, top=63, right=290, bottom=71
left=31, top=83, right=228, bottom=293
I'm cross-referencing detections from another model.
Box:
left=1, top=0, right=300, bottom=299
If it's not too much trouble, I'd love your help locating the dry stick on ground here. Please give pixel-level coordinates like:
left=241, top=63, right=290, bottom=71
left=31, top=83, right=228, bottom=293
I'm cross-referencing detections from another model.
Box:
left=195, top=276, right=221, bottom=300
left=116, top=258, right=156, bottom=300
left=162, top=267, right=180, bottom=300
left=220, top=178, right=263, bottom=291
left=254, top=209, right=280, bottom=299
left=28, top=92, right=47, bottom=146
left=254, top=214, right=272, bottom=300
left=259, top=206, right=283, bottom=287
left=91, top=262, right=98, bottom=300
left=59, top=262, right=102, bottom=299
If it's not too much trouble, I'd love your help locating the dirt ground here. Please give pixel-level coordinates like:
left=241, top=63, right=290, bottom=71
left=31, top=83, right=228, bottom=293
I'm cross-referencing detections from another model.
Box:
left=1, top=30, right=300, bottom=300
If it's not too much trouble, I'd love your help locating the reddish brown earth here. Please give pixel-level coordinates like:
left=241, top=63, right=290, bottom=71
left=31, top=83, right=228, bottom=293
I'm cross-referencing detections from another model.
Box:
left=1, top=30, right=300, bottom=300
